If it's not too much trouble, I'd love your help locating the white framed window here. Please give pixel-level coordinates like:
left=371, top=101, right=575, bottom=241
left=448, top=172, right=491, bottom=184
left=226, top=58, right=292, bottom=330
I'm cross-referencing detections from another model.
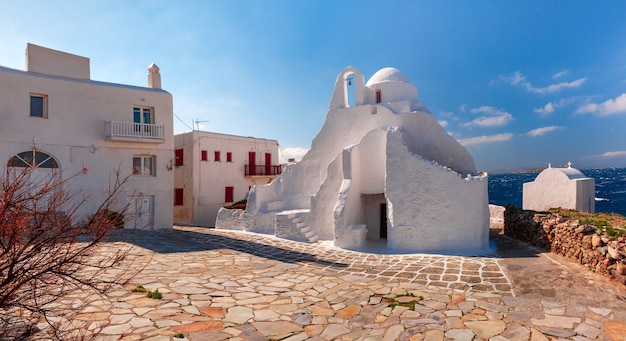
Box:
left=132, top=156, right=156, bottom=176
left=133, top=106, right=153, bottom=124
left=30, top=94, right=48, bottom=118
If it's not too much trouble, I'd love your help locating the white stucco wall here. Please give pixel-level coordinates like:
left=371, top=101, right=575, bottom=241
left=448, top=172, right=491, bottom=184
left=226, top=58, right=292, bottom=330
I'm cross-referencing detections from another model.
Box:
left=26, top=43, right=90, bottom=80
left=385, top=128, right=490, bottom=254
left=0, top=45, right=174, bottom=230
left=523, top=167, right=595, bottom=213
left=174, top=131, right=280, bottom=227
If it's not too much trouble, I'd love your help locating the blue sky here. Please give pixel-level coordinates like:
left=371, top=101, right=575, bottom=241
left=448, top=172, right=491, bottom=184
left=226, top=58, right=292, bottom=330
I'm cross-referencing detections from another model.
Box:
left=1, top=1, right=626, bottom=172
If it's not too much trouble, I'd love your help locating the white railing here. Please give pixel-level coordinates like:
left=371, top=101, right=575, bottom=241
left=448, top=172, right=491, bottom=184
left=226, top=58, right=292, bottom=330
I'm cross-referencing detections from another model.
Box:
left=105, top=121, right=165, bottom=141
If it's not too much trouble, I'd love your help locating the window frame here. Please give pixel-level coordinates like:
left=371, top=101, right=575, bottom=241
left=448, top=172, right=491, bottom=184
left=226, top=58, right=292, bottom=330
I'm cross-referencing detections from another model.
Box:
left=226, top=152, right=232, bottom=162
left=8, top=150, right=58, bottom=168
left=214, top=151, right=221, bottom=162
left=132, top=155, right=156, bottom=176
left=225, top=186, right=234, bottom=203
left=175, top=149, right=184, bottom=166
left=30, top=93, right=48, bottom=118
left=174, top=188, right=184, bottom=206
left=201, top=150, right=208, bottom=161
left=133, top=106, right=154, bottom=124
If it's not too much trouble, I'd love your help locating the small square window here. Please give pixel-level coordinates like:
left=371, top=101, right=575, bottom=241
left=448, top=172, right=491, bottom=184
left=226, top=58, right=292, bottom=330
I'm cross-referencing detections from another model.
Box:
left=214, top=151, right=221, bottom=162
left=30, top=94, right=48, bottom=118
left=174, top=188, right=184, bottom=206
left=225, top=186, right=234, bottom=203
left=132, top=156, right=156, bottom=176
left=226, top=152, right=232, bottom=162
left=201, top=150, right=208, bottom=161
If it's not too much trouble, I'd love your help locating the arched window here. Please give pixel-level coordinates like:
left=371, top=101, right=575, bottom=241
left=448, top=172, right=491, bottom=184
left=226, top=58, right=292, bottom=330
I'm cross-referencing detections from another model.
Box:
left=8, top=150, right=59, bottom=168
left=344, top=72, right=356, bottom=107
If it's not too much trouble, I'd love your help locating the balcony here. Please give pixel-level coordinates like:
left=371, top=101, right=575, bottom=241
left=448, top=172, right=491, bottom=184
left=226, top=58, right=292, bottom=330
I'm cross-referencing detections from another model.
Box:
left=245, top=164, right=282, bottom=177
left=105, top=121, right=165, bottom=143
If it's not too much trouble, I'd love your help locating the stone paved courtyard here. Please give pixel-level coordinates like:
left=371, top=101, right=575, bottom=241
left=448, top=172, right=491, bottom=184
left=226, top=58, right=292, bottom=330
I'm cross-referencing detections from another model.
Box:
left=49, top=226, right=626, bottom=340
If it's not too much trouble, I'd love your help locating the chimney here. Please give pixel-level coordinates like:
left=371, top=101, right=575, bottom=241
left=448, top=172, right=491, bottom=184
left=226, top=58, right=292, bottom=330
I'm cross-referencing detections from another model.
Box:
left=148, top=63, right=161, bottom=89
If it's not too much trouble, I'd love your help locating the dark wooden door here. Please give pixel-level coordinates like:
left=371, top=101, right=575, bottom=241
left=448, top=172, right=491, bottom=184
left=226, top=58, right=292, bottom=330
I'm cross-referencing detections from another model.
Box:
left=380, top=203, right=387, bottom=239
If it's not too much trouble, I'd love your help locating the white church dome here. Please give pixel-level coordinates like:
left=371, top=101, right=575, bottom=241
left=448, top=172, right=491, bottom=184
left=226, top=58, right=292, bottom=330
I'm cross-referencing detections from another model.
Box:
left=366, top=67, right=410, bottom=86
left=366, top=67, right=418, bottom=104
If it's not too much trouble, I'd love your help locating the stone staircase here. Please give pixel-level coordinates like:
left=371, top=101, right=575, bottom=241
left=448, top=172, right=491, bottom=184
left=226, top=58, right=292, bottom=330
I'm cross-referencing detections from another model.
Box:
left=296, top=213, right=319, bottom=243
left=274, top=209, right=318, bottom=242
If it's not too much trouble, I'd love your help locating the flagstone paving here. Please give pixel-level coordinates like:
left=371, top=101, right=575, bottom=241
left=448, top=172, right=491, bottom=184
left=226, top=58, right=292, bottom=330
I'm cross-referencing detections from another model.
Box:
left=55, top=226, right=626, bottom=340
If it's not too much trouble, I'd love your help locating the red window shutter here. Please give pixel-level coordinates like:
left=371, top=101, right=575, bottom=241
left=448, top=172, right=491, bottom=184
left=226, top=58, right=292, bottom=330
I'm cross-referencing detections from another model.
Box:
left=175, top=149, right=184, bottom=166
left=225, top=186, right=234, bottom=203
left=226, top=152, right=232, bottom=162
left=376, top=90, right=382, bottom=103
left=201, top=150, right=207, bottom=161
left=214, top=151, right=221, bottom=162
left=174, top=188, right=184, bottom=206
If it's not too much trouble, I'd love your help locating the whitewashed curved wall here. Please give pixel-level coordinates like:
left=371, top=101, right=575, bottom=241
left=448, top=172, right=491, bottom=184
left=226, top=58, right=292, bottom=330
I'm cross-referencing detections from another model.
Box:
left=385, top=128, right=490, bottom=253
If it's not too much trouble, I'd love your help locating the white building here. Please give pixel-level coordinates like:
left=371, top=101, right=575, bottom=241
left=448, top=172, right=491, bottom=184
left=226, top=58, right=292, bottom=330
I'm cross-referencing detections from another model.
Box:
left=217, top=66, right=490, bottom=254
left=523, top=162, right=595, bottom=213
left=0, top=44, right=174, bottom=229
left=173, top=131, right=281, bottom=227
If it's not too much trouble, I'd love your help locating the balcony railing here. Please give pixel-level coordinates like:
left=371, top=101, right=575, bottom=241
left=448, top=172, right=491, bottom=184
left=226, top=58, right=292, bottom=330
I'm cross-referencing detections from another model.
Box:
left=245, top=164, right=282, bottom=177
left=105, top=121, right=165, bottom=143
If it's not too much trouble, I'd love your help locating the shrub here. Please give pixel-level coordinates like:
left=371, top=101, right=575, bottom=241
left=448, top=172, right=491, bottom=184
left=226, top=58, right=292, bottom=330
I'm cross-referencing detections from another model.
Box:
left=0, top=166, right=135, bottom=340
left=146, top=289, right=163, bottom=299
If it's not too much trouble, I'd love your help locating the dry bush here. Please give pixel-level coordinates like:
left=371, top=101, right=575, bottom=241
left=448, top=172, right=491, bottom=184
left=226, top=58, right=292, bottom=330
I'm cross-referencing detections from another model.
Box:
left=0, top=166, right=137, bottom=340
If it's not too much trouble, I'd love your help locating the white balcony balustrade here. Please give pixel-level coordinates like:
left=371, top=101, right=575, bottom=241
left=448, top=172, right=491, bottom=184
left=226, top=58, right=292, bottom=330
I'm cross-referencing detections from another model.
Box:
left=105, top=121, right=165, bottom=143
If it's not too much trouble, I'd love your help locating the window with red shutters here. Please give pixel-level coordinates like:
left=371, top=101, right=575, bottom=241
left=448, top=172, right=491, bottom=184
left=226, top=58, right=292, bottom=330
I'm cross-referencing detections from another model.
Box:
left=174, top=188, right=184, bottom=206
left=225, top=186, right=234, bottom=203
left=175, top=149, right=184, bottom=166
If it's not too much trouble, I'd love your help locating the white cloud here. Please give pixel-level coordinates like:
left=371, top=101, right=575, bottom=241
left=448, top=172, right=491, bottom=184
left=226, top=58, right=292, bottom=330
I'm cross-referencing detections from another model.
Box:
left=575, top=93, right=626, bottom=116
left=496, top=71, right=587, bottom=94
left=552, top=70, right=568, bottom=79
left=281, top=147, right=308, bottom=162
left=533, top=102, right=555, bottom=114
left=459, top=104, right=466, bottom=112
left=462, top=106, right=513, bottom=127
left=526, top=126, right=563, bottom=137
left=438, top=120, right=448, bottom=127
left=583, top=151, right=626, bottom=160
left=600, top=151, right=626, bottom=158
left=458, top=133, right=513, bottom=146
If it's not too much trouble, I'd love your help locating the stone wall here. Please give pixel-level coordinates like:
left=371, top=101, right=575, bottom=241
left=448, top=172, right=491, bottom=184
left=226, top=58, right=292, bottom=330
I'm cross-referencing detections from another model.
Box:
left=214, top=208, right=253, bottom=231
left=503, top=204, right=626, bottom=285
left=489, top=204, right=505, bottom=229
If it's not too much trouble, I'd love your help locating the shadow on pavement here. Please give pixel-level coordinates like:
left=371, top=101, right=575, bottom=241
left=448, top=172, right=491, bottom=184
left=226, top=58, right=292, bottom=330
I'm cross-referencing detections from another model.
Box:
left=106, top=227, right=348, bottom=268
left=489, top=228, right=546, bottom=259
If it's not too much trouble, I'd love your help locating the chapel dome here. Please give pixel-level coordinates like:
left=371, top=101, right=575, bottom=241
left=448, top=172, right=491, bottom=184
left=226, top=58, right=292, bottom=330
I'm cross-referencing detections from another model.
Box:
left=553, top=167, right=587, bottom=180
left=366, top=67, right=410, bottom=86
left=537, top=165, right=588, bottom=181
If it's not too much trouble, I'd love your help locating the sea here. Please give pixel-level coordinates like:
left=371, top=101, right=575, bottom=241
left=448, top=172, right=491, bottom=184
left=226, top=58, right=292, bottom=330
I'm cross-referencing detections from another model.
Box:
left=488, top=167, right=626, bottom=217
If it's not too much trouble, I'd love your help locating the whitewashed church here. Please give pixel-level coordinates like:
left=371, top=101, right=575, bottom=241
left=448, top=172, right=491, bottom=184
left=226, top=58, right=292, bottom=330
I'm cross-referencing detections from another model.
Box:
left=217, top=66, right=490, bottom=254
